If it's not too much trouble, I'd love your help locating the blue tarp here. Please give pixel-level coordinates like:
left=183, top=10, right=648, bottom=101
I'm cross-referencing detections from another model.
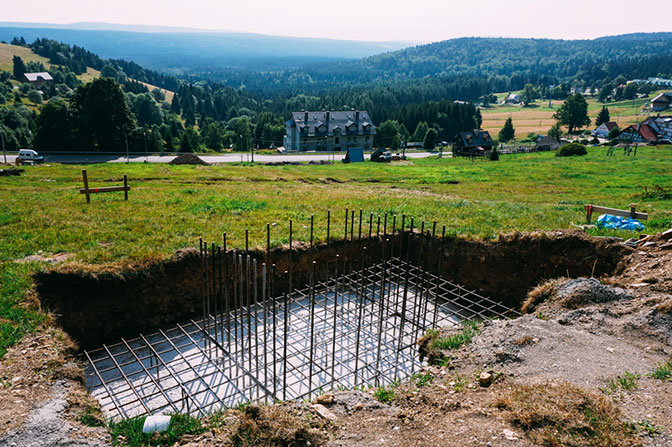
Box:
left=595, top=214, right=645, bottom=231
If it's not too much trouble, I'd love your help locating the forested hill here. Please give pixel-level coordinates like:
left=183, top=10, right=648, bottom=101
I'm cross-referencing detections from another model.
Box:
left=295, top=33, right=672, bottom=85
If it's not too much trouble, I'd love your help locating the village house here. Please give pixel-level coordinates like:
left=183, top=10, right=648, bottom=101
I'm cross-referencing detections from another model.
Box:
left=284, top=110, right=376, bottom=152
left=651, top=92, right=672, bottom=112
left=619, top=123, right=658, bottom=144
left=592, top=121, right=619, bottom=138
left=22, top=72, right=53, bottom=89
left=643, top=116, right=672, bottom=140
left=452, top=130, right=493, bottom=156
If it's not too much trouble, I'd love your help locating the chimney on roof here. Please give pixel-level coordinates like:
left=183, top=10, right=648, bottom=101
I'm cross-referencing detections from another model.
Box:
left=355, top=110, right=360, bottom=121
left=304, top=112, right=308, bottom=122
left=326, top=111, right=330, bottom=121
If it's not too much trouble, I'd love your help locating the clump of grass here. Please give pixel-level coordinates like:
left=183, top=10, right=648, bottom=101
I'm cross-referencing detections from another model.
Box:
left=636, top=185, right=672, bottom=201
left=450, top=374, right=468, bottom=392
left=109, top=413, right=204, bottom=447
left=521, top=278, right=565, bottom=313
left=431, top=320, right=480, bottom=350
left=78, top=401, right=105, bottom=427
left=600, top=371, right=640, bottom=398
left=631, top=419, right=661, bottom=437
left=231, top=404, right=327, bottom=447
left=650, top=360, right=672, bottom=381
left=412, top=372, right=434, bottom=388
left=373, top=379, right=401, bottom=403
left=496, top=382, right=640, bottom=447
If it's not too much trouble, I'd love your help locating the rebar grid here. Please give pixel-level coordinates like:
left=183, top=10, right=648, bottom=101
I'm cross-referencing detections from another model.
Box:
left=85, top=258, right=517, bottom=420
left=85, top=212, right=520, bottom=420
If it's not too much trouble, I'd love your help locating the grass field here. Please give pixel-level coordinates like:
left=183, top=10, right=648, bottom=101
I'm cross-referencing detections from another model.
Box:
left=0, top=43, right=52, bottom=72
left=2, top=148, right=672, bottom=356
left=481, top=93, right=668, bottom=136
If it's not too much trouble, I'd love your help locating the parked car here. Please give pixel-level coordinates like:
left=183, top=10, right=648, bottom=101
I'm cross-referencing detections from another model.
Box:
left=17, top=149, right=44, bottom=164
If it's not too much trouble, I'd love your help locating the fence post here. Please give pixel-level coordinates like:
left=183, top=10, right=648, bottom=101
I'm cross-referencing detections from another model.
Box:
left=123, top=175, right=129, bottom=201
left=82, top=169, right=91, bottom=204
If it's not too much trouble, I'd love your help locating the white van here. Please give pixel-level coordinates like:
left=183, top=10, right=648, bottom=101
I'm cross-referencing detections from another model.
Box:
left=18, top=149, right=44, bottom=164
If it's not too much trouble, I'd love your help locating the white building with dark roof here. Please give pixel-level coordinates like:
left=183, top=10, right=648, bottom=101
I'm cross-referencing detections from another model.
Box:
left=284, top=110, right=376, bottom=152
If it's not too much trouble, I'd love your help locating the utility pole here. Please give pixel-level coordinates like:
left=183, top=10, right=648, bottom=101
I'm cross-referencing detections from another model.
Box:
left=548, top=85, right=555, bottom=108
left=144, top=130, right=148, bottom=163
left=1, top=126, right=6, bottom=164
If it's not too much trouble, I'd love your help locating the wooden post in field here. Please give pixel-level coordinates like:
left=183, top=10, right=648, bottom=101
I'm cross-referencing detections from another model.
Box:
left=80, top=169, right=131, bottom=203
left=82, top=169, right=91, bottom=203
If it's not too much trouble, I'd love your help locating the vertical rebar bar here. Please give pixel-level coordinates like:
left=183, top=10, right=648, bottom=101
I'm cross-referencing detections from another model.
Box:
left=271, top=263, right=277, bottom=398
left=350, top=209, right=355, bottom=241
left=253, top=258, right=259, bottom=395
left=308, top=261, right=317, bottom=400
left=358, top=209, right=363, bottom=241
left=282, top=287, right=289, bottom=401
left=383, top=212, right=388, bottom=236
left=344, top=208, right=348, bottom=241
left=266, top=223, right=270, bottom=267
left=246, top=255, right=252, bottom=384
left=432, top=226, right=446, bottom=329
left=289, top=220, right=293, bottom=295
left=376, top=215, right=381, bottom=238
left=368, top=212, right=373, bottom=239
left=330, top=254, right=339, bottom=386
left=310, top=214, right=314, bottom=248
left=262, top=262, right=268, bottom=403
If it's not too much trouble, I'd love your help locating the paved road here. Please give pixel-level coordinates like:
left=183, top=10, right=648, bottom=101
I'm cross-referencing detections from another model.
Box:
left=3, top=151, right=437, bottom=164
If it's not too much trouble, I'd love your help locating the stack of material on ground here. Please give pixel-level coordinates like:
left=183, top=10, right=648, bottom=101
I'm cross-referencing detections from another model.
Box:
left=169, top=154, right=209, bottom=166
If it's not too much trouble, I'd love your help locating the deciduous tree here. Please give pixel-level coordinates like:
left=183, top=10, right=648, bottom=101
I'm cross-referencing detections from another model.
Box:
left=553, top=93, right=591, bottom=133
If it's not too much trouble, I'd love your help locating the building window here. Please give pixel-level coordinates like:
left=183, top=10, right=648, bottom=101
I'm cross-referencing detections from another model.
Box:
left=365, top=136, right=370, bottom=141
left=335, top=137, right=339, bottom=144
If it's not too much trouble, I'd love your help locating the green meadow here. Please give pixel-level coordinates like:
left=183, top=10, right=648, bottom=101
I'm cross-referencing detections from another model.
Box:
left=1, top=146, right=671, bottom=356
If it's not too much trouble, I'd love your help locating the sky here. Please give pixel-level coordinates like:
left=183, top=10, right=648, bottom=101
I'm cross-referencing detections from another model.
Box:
left=3, top=0, right=670, bottom=43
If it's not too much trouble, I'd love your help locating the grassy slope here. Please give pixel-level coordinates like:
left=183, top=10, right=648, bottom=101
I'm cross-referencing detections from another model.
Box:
left=0, top=43, right=51, bottom=72
left=0, top=43, right=171, bottom=99
left=481, top=93, right=670, bottom=136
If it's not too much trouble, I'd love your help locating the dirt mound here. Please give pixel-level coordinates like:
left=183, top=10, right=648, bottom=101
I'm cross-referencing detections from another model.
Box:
left=0, top=168, right=24, bottom=176
left=169, top=154, right=209, bottom=165
left=523, top=277, right=633, bottom=312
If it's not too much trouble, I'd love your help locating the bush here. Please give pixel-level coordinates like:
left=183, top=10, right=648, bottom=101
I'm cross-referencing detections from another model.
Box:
left=556, top=143, right=587, bottom=157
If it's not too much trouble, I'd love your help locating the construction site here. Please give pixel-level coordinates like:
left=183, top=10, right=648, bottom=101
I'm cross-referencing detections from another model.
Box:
left=30, top=209, right=633, bottom=424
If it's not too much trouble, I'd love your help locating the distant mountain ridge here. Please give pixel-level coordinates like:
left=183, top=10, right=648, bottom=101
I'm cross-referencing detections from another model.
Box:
left=0, top=23, right=411, bottom=72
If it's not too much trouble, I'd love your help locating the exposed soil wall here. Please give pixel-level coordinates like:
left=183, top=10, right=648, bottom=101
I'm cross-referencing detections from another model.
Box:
left=35, top=230, right=630, bottom=350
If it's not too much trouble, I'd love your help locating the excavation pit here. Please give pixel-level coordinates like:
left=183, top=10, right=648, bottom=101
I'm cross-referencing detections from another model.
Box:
left=35, top=212, right=628, bottom=421
left=84, top=257, right=514, bottom=419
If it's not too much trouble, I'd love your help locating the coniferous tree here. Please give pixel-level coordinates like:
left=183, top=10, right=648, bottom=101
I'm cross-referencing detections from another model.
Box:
left=595, top=106, right=610, bottom=126
left=12, top=56, right=27, bottom=80
left=423, top=128, right=438, bottom=150
left=412, top=121, right=429, bottom=142
left=498, top=117, right=515, bottom=142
